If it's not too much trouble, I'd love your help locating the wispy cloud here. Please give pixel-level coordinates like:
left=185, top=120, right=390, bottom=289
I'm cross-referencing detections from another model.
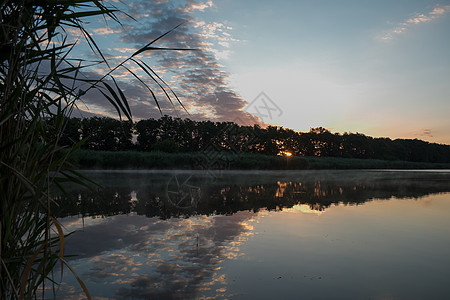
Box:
left=196, top=21, right=240, bottom=60
left=93, top=27, right=123, bottom=35
left=181, top=0, right=214, bottom=13
left=415, top=128, right=434, bottom=139
left=379, top=5, right=450, bottom=41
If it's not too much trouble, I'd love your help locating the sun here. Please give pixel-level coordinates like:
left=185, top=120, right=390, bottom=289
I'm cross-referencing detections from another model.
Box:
left=278, top=151, right=293, bottom=157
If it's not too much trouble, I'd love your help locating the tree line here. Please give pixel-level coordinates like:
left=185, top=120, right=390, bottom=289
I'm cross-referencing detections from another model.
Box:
left=59, top=116, right=450, bottom=163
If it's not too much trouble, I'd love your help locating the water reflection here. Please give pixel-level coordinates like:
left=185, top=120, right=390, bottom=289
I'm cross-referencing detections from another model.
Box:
left=54, top=170, right=450, bottom=219
left=55, top=170, right=450, bottom=299
left=59, top=212, right=256, bottom=299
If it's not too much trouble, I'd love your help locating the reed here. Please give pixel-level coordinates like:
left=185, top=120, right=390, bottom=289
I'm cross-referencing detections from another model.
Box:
left=0, top=1, right=185, bottom=298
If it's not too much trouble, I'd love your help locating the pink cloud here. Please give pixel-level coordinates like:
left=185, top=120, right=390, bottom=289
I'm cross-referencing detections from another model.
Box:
left=379, top=5, right=450, bottom=41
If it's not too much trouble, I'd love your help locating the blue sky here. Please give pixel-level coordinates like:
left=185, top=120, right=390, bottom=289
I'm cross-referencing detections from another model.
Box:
left=73, top=0, right=450, bottom=144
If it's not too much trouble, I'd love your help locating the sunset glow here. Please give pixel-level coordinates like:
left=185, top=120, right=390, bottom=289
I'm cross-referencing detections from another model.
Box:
left=278, top=151, right=293, bottom=157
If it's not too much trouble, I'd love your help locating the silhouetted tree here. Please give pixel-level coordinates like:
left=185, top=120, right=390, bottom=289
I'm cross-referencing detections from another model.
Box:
left=59, top=118, right=82, bottom=147
left=81, top=117, right=132, bottom=151
left=67, top=116, right=450, bottom=163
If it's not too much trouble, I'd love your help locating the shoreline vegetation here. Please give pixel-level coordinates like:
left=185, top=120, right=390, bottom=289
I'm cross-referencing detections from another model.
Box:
left=70, top=149, right=450, bottom=170
left=61, top=116, right=450, bottom=170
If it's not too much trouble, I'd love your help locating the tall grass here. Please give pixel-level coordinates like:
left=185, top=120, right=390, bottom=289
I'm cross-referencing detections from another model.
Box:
left=68, top=150, right=450, bottom=170
left=0, top=1, right=186, bottom=298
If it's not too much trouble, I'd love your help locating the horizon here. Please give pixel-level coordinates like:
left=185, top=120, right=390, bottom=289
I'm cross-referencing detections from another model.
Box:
left=68, top=0, right=450, bottom=145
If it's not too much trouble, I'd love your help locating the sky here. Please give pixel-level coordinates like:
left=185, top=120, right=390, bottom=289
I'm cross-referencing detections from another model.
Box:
left=70, top=0, right=450, bottom=144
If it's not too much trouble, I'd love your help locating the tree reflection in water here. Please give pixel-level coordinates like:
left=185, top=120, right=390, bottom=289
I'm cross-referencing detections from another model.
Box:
left=53, top=170, right=450, bottom=219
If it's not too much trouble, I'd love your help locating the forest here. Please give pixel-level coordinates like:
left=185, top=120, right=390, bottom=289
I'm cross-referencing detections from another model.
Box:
left=58, top=116, right=450, bottom=163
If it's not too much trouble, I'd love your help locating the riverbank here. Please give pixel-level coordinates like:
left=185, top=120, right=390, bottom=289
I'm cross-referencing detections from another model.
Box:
left=68, top=150, right=450, bottom=170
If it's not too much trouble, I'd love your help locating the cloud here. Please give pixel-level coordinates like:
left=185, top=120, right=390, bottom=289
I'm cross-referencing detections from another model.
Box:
left=93, top=27, right=123, bottom=35
left=78, top=0, right=261, bottom=125
left=181, top=0, right=214, bottom=13
left=415, top=128, right=434, bottom=138
left=379, top=5, right=450, bottom=41
left=198, top=21, right=240, bottom=60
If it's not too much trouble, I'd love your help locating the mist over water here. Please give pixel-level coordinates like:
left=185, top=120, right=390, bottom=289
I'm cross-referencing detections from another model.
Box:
left=56, top=170, right=450, bottom=299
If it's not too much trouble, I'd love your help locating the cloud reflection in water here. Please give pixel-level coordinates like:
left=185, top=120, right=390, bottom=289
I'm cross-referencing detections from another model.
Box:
left=59, top=211, right=256, bottom=299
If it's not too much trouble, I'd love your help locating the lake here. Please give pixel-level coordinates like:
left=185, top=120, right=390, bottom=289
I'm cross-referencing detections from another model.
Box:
left=55, top=170, right=450, bottom=299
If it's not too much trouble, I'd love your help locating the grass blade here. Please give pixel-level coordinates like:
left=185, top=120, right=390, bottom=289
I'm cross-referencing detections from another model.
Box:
left=131, top=22, right=188, bottom=57
left=50, top=216, right=65, bottom=278
left=121, top=66, right=162, bottom=114
left=62, top=259, right=92, bottom=300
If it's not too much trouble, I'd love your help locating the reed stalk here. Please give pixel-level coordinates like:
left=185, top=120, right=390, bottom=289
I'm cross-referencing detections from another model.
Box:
left=0, top=1, right=186, bottom=298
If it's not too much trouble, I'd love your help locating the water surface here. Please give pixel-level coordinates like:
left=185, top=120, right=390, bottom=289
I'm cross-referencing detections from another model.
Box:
left=56, top=170, right=450, bottom=299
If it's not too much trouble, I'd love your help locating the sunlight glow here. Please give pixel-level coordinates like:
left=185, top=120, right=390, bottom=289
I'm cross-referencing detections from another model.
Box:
left=278, top=151, right=293, bottom=157
left=285, top=204, right=323, bottom=215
